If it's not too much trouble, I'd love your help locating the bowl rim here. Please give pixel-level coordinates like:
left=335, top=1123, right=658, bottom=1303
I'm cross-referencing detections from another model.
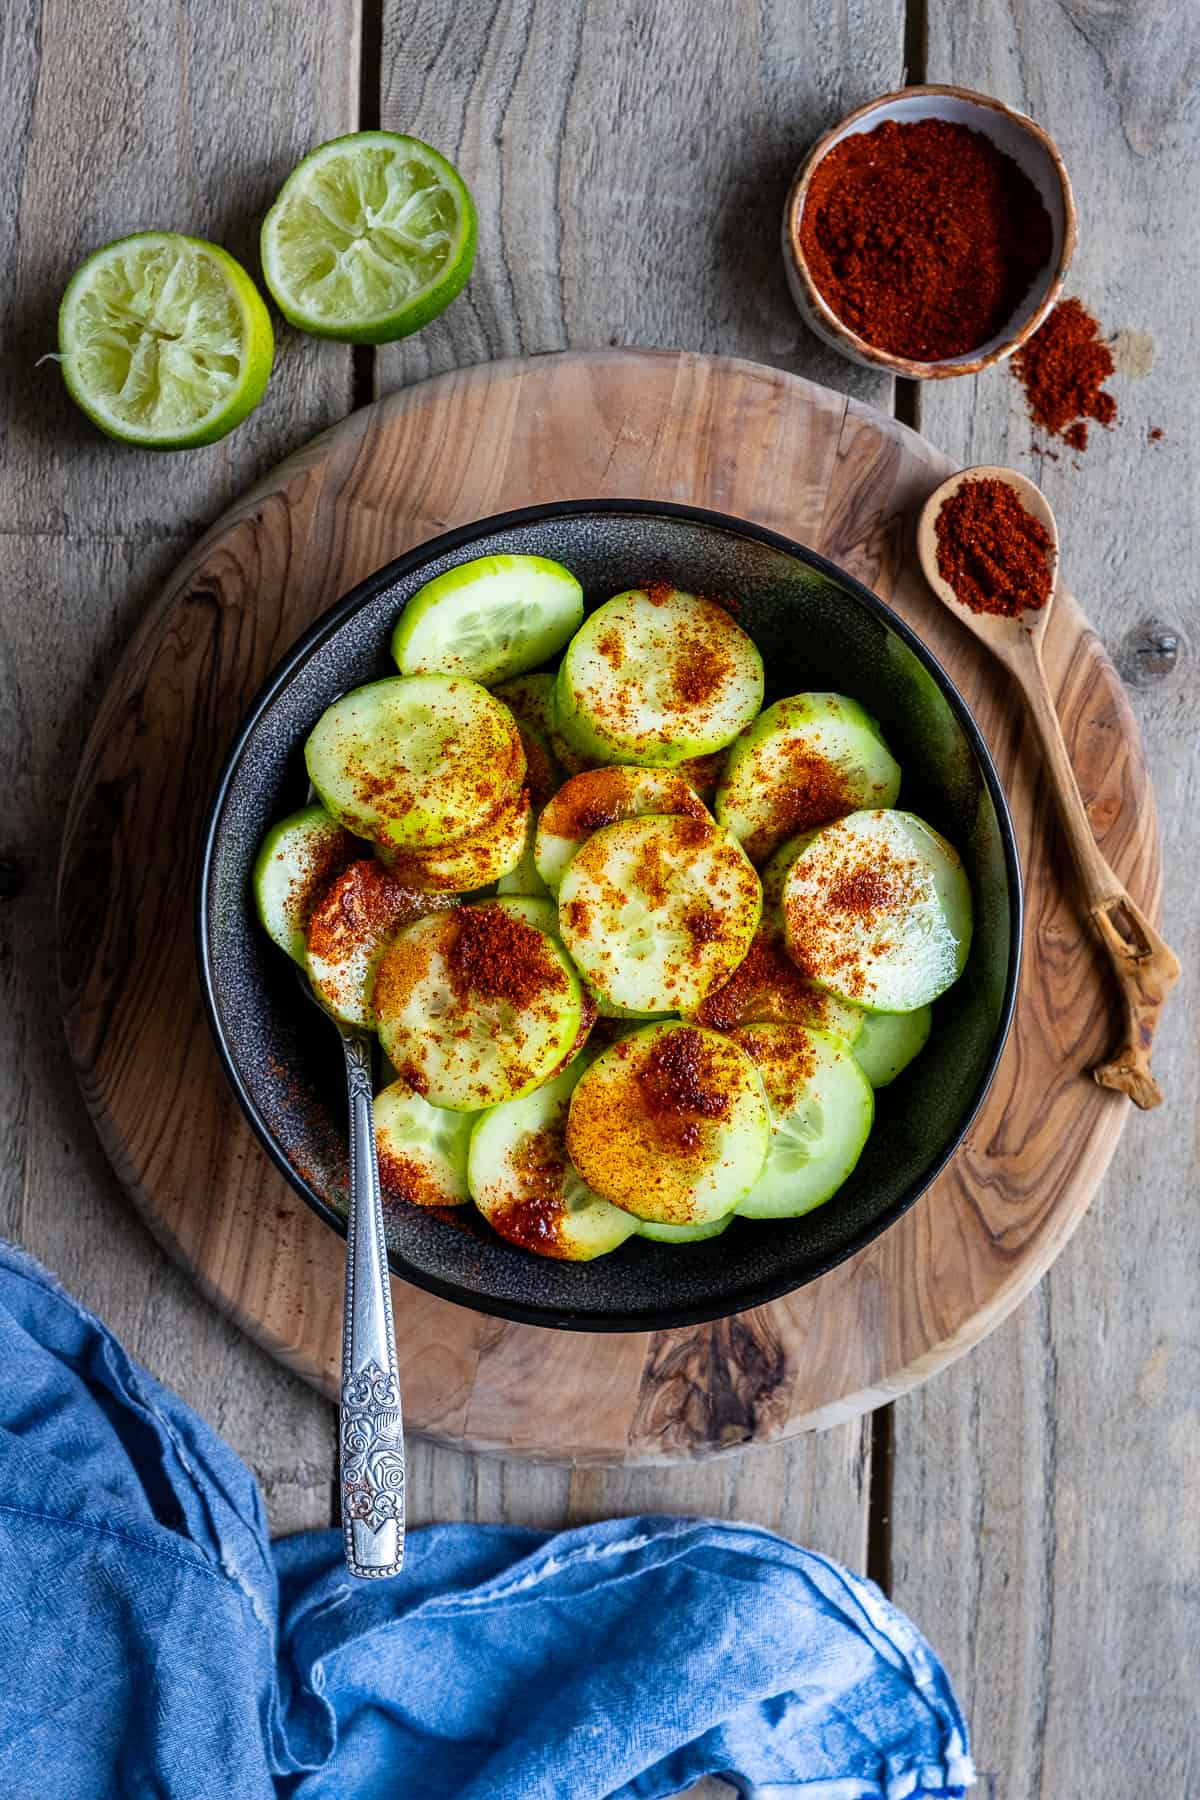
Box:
left=195, top=497, right=1024, bottom=1333
left=782, top=82, right=1079, bottom=380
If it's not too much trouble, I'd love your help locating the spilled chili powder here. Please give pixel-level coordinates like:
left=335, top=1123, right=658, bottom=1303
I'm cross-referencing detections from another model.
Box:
left=1011, top=297, right=1116, bottom=451
left=800, top=118, right=1053, bottom=360
left=934, top=477, right=1055, bottom=618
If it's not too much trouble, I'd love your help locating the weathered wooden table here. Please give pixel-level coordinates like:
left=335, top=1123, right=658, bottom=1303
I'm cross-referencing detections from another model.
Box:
left=3, top=4, right=1195, bottom=1792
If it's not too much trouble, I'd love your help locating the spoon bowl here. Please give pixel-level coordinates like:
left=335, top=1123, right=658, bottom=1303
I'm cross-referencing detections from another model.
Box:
left=916, top=465, right=1060, bottom=664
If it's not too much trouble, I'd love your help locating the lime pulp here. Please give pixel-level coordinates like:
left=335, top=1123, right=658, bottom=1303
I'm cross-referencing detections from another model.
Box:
left=57, top=232, right=273, bottom=449
left=260, top=131, right=477, bottom=344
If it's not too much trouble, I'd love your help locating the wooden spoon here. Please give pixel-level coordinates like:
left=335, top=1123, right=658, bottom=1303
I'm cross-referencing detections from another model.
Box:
left=917, top=465, right=1180, bottom=1110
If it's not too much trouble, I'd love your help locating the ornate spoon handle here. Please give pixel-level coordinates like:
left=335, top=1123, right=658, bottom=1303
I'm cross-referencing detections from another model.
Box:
left=338, top=1030, right=405, bottom=1578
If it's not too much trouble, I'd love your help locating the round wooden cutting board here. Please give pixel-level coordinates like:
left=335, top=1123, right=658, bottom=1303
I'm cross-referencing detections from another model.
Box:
left=58, top=351, right=1160, bottom=1464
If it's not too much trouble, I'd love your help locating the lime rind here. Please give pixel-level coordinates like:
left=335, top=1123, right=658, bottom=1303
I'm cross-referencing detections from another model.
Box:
left=261, top=131, right=477, bottom=344
left=57, top=232, right=273, bottom=449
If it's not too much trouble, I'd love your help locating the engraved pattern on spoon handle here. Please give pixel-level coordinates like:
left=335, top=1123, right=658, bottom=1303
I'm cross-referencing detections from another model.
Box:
left=339, top=1030, right=405, bottom=1578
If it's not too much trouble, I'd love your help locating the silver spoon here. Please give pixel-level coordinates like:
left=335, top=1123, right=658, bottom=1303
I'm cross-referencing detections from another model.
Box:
left=296, top=959, right=406, bottom=1579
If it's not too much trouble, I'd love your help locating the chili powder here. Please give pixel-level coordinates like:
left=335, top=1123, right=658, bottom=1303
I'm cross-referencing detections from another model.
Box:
left=1011, top=297, right=1117, bottom=451
left=800, top=118, right=1053, bottom=361
left=934, top=477, right=1055, bottom=618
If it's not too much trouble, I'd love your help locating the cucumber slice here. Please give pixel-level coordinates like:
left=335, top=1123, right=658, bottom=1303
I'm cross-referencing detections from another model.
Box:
left=492, top=671, right=557, bottom=737
left=392, top=555, right=584, bottom=685
left=305, top=860, right=457, bottom=1027
left=689, top=919, right=863, bottom=1043
left=731, top=1024, right=875, bottom=1220
left=515, top=723, right=561, bottom=810
left=495, top=726, right=559, bottom=898
left=782, top=809, right=973, bottom=1012
left=486, top=895, right=599, bottom=1070
left=374, top=1078, right=474, bottom=1207
left=593, top=993, right=676, bottom=1022
left=305, top=675, right=524, bottom=850
left=555, top=587, right=764, bottom=765
left=252, top=805, right=357, bottom=963
left=534, top=766, right=709, bottom=892
left=760, top=831, right=818, bottom=911
left=716, top=692, right=901, bottom=864
left=468, top=1055, right=638, bottom=1260
left=495, top=822, right=550, bottom=898
left=853, top=1005, right=932, bottom=1088
left=558, top=814, right=761, bottom=1014
left=487, top=894, right=558, bottom=936
left=373, top=898, right=583, bottom=1110
left=566, top=1022, right=770, bottom=1225
left=675, top=748, right=727, bottom=800
left=638, top=1214, right=732, bottom=1243
left=376, top=785, right=531, bottom=892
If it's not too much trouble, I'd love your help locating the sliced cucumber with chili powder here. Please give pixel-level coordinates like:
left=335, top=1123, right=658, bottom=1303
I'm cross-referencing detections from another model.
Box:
left=688, top=917, right=863, bottom=1044
left=853, top=1005, right=932, bottom=1088
left=760, top=830, right=818, bottom=912
left=305, top=674, right=525, bottom=851
left=376, top=785, right=531, bottom=892
left=557, top=814, right=760, bottom=1015
left=468, top=1054, right=638, bottom=1260
left=374, top=1078, right=474, bottom=1207
left=305, top=860, right=457, bottom=1027
left=534, top=765, right=709, bottom=893
left=492, top=671, right=557, bottom=738
left=781, top=809, right=973, bottom=1012
left=565, top=1021, right=770, bottom=1225
left=372, top=898, right=583, bottom=1110
left=392, top=554, right=584, bottom=685
left=731, top=1023, right=874, bottom=1220
left=252, top=805, right=358, bottom=964
left=555, top=586, right=764, bottom=766
left=716, top=692, right=901, bottom=865
left=638, top=1214, right=733, bottom=1244
left=495, top=725, right=560, bottom=898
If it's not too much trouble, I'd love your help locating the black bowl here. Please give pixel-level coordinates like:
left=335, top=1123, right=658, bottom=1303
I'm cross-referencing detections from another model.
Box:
left=197, top=500, right=1021, bottom=1332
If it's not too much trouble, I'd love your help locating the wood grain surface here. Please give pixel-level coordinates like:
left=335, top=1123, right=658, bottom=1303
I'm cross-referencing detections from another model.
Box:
left=3, top=0, right=1194, bottom=1790
left=58, top=348, right=1158, bottom=1469
left=887, top=7, right=1200, bottom=1793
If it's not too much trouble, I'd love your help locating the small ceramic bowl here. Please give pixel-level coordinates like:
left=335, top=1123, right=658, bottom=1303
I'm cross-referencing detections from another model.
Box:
left=197, top=500, right=1022, bottom=1333
left=782, top=85, right=1077, bottom=379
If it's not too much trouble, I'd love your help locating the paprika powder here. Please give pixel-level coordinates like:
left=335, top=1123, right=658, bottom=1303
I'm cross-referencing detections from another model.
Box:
left=800, top=118, right=1053, bottom=361
left=1011, top=296, right=1117, bottom=451
left=934, top=477, right=1055, bottom=618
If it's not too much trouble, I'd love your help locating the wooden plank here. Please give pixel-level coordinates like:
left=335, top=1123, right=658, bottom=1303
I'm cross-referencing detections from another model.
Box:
left=891, top=6, right=1200, bottom=1788
left=378, top=0, right=907, bottom=1576
left=377, top=0, right=905, bottom=401
left=0, top=0, right=358, bottom=1533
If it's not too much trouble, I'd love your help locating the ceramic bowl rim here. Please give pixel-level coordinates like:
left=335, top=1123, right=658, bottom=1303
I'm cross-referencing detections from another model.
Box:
left=195, top=497, right=1023, bottom=1332
left=782, top=83, right=1079, bottom=379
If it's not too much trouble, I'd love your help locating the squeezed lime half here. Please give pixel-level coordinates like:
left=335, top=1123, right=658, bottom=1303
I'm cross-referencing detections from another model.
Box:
left=260, top=131, right=477, bottom=344
left=57, top=231, right=273, bottom=449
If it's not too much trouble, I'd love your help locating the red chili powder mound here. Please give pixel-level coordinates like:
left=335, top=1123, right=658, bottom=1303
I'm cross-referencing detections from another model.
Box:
left=447, top=905, right=561, bottom=1010
left=800, top=117, right=1053, bottom=361
left=934, top=477, right=1055, bottom=617
left=1011, top=297, right=1117, bottom=451
left=636, top=1028, right=731, bottom=1125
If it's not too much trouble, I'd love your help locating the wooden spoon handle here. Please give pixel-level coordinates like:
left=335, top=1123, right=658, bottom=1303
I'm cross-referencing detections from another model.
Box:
left=1019, top=640, right=1180, bottom=1109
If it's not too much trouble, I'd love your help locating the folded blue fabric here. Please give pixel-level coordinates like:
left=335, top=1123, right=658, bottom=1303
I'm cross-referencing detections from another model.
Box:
left=0, top=1240, right=973, bottom=1798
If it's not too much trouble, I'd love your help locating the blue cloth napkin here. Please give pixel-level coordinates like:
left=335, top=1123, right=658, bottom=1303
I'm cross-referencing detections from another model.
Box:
left=0, top=1240, right=973, bottom=1798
